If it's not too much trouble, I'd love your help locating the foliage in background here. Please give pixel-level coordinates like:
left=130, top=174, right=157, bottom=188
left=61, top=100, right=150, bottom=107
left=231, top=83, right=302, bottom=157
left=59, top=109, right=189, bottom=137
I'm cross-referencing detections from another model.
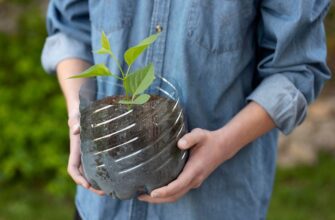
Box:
left=268, top=153, right=335, bottom=220
left=0, top=184, right=73, bottom=220
left=0, top=3, right=73, bottom=196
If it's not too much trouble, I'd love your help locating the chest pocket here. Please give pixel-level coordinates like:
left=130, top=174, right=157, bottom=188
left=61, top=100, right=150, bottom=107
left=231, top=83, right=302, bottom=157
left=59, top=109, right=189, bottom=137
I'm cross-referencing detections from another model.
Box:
left=187, top=0, right=254, bottom=54
left=90, top=0, right=134, bottom=33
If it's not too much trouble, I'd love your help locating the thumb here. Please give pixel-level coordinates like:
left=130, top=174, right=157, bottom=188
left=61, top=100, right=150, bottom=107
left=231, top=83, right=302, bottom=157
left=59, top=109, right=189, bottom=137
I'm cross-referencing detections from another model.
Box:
left=177, top=128, right=207, bottom=150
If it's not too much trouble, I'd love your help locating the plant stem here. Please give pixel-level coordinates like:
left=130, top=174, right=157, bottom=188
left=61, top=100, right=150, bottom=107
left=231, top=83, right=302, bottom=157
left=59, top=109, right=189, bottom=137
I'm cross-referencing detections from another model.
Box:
left=108, top=51, right=125, bottom=78
left=125, top=64, right=132, bottom=77
left=111, top=74, right=124, bottom=81
left=123, top=65, right=132, bottom=100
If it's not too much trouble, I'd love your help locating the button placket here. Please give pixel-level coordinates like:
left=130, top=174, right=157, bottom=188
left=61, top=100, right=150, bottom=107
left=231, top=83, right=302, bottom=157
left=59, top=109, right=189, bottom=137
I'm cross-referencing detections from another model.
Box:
left=145, top=0, right=171, bottom=75
left=129, top=1, right=171, bottom=220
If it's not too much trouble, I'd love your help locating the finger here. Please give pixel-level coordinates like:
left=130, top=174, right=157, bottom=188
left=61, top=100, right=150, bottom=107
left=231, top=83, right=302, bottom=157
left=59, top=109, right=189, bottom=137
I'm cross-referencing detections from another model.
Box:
left=68, top=134, right=89, bottom=188
left=77, top=165, right=105, bottom=195
left=178, top=128, right=207, bottom=150
left=148, top=162, right=196, bottom=198
left=138, top=186, right=190, bottom=204
left=68, top=164, right=90, bottom=189
left=88, top=187, right=105, bottom=196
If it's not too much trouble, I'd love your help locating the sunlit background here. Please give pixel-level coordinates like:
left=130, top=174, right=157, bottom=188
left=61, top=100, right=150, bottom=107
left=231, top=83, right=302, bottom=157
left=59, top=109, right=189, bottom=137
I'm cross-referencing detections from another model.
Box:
left=0, top=1, right=334, bottom=219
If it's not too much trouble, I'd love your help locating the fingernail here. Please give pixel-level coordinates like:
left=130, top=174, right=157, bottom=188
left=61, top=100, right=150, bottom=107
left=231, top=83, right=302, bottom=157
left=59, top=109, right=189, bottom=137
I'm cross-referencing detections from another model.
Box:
left=178, top=139, right=187, bottom=148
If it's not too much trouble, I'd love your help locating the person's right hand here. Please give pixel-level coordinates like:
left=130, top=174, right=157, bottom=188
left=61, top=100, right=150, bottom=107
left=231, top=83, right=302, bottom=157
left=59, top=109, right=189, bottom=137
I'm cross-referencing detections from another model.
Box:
left=67, top=113, right=105, bottom=196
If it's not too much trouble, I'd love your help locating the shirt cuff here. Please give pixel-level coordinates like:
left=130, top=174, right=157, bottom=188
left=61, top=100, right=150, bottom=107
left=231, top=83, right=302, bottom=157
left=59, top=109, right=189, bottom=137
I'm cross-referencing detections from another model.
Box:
left=246, top=74, right=308, bottom=135
left=41, top=32, right=93, bottom=74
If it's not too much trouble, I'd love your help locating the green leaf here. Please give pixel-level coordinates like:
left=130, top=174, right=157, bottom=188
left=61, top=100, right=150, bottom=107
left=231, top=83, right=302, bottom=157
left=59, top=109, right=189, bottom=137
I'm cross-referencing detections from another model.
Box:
left=95, top=32, right=113, bottom=55
left=123, top=63, right=155, bottom=96
left=101, top=31, right=110, bottom=50
left=95, top=32, right=124, bottom=77
left=68, top=64, right=112, bottom=79
left=94, top=48, right=110, bottom=55
left=124, top=33, right=160, bottom=66
left=119, top=94, right=151, bottom=105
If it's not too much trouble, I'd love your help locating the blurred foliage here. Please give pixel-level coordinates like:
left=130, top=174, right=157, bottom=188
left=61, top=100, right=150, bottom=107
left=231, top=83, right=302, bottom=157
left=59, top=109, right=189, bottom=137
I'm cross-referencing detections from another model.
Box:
left=268, top=153, right=335, bottom=220
left=0, top=0, right=28, bottom=4
left=0, top=183, right=73, bottom=220
left=0, top=2, right=73, bottom=196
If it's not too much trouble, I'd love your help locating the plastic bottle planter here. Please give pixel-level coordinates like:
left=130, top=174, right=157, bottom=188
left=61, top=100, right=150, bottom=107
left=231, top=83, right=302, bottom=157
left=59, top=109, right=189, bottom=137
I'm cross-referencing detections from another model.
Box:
left=79, top=77, right=188, bottom=199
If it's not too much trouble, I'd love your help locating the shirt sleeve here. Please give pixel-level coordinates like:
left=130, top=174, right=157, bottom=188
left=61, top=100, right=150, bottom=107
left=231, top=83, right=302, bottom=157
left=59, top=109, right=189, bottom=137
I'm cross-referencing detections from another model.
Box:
left=41, top=0, right=93, bottom=74
left=247, top=0, right=331, bottom=135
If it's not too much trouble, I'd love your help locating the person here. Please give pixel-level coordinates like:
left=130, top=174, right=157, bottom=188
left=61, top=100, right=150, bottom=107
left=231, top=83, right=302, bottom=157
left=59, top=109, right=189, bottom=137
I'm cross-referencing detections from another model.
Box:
left=41, top=1, right=331, bottom=219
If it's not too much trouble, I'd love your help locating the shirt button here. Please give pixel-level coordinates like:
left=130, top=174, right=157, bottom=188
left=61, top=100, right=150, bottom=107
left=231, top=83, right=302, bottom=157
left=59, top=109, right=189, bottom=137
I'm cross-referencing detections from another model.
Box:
left=155, top=24, right=163, bottom=33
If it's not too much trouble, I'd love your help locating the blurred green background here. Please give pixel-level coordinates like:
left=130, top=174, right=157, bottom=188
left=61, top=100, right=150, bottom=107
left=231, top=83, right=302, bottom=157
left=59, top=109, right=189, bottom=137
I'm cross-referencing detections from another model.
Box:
left=0, top=1, right=334, bottom=219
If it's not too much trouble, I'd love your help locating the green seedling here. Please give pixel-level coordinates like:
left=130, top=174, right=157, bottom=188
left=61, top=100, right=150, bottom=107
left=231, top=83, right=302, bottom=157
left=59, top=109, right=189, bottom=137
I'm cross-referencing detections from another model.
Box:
left=69, top=32, right=160, bottom=105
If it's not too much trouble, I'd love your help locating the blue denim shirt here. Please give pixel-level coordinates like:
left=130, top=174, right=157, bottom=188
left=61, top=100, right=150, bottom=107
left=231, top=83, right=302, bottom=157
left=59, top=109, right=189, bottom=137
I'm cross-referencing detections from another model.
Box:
left=42, top=1, right=331, bottom=219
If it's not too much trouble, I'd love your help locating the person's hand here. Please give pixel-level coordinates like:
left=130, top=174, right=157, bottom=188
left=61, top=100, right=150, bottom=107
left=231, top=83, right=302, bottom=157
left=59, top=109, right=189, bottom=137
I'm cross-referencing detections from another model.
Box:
left=67, top=113, right=105, bottom=196
left=138, top=128, right=236, bottom=203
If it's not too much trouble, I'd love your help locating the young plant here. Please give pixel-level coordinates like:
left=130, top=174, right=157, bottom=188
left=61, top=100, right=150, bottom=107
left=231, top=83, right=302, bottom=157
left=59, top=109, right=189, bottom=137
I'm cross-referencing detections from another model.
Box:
left=69, top=32, right=160, bottom=105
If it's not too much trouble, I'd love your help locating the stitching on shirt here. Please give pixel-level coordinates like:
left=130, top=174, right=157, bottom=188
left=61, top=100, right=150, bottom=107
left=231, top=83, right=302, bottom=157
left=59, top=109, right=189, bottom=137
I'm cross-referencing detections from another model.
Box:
left=128, top=199, right=134, bottom=220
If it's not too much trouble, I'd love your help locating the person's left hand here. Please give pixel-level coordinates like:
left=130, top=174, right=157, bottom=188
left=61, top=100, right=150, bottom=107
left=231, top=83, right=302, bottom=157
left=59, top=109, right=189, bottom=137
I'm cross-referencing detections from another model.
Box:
left=138, top=128, right=236, bottom=204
